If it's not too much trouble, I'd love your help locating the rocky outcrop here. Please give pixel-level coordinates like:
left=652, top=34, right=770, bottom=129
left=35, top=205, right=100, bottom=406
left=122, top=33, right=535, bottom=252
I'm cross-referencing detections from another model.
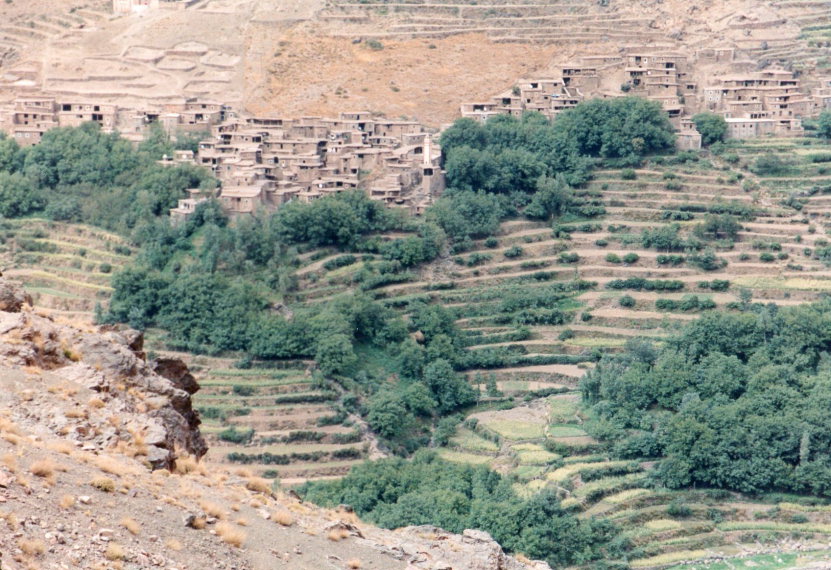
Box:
left=0, top=277, right=206, bottom=470
left=389, top=527, right=551, bottom=570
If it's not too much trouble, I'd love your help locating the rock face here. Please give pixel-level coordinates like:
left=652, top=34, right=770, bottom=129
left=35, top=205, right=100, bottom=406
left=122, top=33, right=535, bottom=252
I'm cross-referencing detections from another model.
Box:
left=0, top=277, right=206, bottom=469
left=386, top=527, right=552, bottom=570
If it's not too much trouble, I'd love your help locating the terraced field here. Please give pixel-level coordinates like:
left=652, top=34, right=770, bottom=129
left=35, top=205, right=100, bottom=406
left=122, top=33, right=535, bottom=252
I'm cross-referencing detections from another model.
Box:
left=11, top=136, right=831, bottom=565
left=318, top=0, right=664, bottom=44
left=143, top=352, right=377, bottom=486
left=0, top=218, right=134, bottom=322
left=285, top=136, right=831, bottom=566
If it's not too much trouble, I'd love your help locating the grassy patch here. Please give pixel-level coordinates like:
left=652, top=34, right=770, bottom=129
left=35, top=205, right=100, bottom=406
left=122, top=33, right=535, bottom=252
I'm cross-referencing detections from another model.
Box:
left=450, top=429, right=499, bottom=452
left=547, top=424, right=588, bottom=437
left=481, top=420, right=545, bottom=440
left=437, top=450, right=493, bottom=465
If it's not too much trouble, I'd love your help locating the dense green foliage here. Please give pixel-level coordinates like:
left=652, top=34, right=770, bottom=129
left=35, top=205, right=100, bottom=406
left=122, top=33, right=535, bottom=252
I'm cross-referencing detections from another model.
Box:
left=0, top=123, right=213, bottom=231
left=692, top=112, right=728, bottom=146
left=818, top=110, right=831, bottom=140
left=581, top=302, right=831, bottom=495
left=440, top=98, right=675, bottom=195
left=301, top=451, right=624, bottom=567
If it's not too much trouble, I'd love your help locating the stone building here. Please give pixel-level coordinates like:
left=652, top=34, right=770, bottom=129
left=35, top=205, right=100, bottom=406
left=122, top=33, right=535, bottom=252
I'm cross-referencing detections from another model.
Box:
left=177, top=111, right=444, bottom=218
left=461, top=48, right=812, bottom=140
left=0, top=95, right=226, bottom=146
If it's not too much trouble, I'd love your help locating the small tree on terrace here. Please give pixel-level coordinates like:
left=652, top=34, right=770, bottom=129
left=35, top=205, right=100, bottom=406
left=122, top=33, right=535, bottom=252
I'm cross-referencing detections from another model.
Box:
left=818, top=110, right=831, bottom=140
left=692, top=112, right=728, bottom=146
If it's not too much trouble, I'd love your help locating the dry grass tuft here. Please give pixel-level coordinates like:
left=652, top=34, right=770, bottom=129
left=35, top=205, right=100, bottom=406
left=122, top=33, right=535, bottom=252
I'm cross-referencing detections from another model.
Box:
left=18, top=538, right=46, bottom=557
left=165, top=538, right=183, bottom=551
left=88, top=397, right=105, bottom=409
left=200, top=500, right=225, bottom=519
left=216, top=521, right=246, bottom=547
left=2, top=453, right=18, bottom=472
left=46, top=440, right=75, bottom=455
left=105, top=543, right=125, bottom=561
left=94, top=456, right=135, bottom=476
left=90, top=476, right=116, bottom=492
left=60, top=494, right=75, bottom=509
left=0, top=417, right=21, bottom=435
left=327, top=528, right=350, bottom=542
left=245, top=477, right=272, bottom=495
left=4, top=513, right=19, bottom=530
left=190, top=517, right=206, bottom=529
left=235, top=517, right=249, bottom=527
left=1, top=432, right=21, bottom=446
left=233, top=467, right=253, bottom=478
left=272, top=510, right=294, bottom=527
left=173, top=454, right=201, bottom=475
left=121, top=517, right=140, bottom=535
left=347, top=559, right=363, bottom=569
left=29, top=458, right=56, bottom=479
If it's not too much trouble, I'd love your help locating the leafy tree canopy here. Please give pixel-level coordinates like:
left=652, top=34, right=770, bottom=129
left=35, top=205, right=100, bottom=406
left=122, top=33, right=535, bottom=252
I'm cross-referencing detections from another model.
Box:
left=581, top=301, right=831, bottom=496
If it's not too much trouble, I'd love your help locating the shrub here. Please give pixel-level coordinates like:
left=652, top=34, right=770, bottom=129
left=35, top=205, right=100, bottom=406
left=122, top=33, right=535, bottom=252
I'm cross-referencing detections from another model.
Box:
left=558, top=329, right=575, bottom=341
left=759, top=252, right=775, bottom=262
left=90, top=477, right=115, bottom=492
left=559, top=252, right=579, bottom=263
left=621, top=169, right=637, bottom=180
left=323, top=255, right=357, bottom=271
left=667, top=502, right=693, bottom=518
left=606, top=253, right=622, bottom=263
left=619, top=295, right=636, bottom=308
left=595, top=239, right=608, bottom=247
left=656, top=254, right=684, bottom=266
left=100, top=263, right=112, bottom=273
left=622, top=253, right=639, bottom=264
left=503, top=246, right=523, bottom=258
left=219, top=427, right=255, bottom=444
left=484, top=237, right=498, bottom=248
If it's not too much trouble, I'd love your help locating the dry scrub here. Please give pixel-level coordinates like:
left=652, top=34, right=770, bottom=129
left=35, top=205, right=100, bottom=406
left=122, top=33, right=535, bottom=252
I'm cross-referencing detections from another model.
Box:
left=216, top=522, right=246, bottom=547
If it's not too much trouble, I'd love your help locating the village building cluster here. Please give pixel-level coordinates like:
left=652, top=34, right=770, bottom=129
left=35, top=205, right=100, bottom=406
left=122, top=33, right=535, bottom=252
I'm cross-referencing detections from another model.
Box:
left=0, top=96, right=227, bottom=146
left=462, top=47, right=829, bottom=145
left=169, top=112, right=444, bottom=220
left=112, top=0, right=199, bottom=15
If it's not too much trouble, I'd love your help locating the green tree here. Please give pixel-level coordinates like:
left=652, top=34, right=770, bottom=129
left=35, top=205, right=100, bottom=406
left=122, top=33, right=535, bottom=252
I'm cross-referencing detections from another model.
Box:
left=524, top=174, right=572, bottom=220
left=366, top=391, right=411, bottom=439
left=423, top=359, right=476, bottom=413
left=692, top=112, right=728, bottom=145
left=818, top=110, right=831, bottom=140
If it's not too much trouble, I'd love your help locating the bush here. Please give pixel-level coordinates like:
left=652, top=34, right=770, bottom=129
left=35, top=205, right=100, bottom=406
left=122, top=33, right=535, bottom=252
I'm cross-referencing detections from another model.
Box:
left=619, top=295, right=636, bottom=308
left=692, top=112, right=728, bottom=146
left=751, top=154, right=790, bottom=176
left=559, top=252, right=579, bottom=263
left=620, top=169, right=636, bottom=180
left=622, top=253, right=639, bottom=264
left=218, top=427, right=255, bottom=444
left=759, top=252, right=775, bottom=262
left=595, top=239, right=608, bottom=247
left=656, top=254, right=684, bottom=266
left=503, top=246, right=523, bottom=258
left=606, top=253, right=622, bottom=263
left=323, top=255, right=357, bottom=271
left=558, top=329, right=575, bottom=341
left=100, top=263, right=112, bottom=273
left=484, top=237, right=499, bottom=248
